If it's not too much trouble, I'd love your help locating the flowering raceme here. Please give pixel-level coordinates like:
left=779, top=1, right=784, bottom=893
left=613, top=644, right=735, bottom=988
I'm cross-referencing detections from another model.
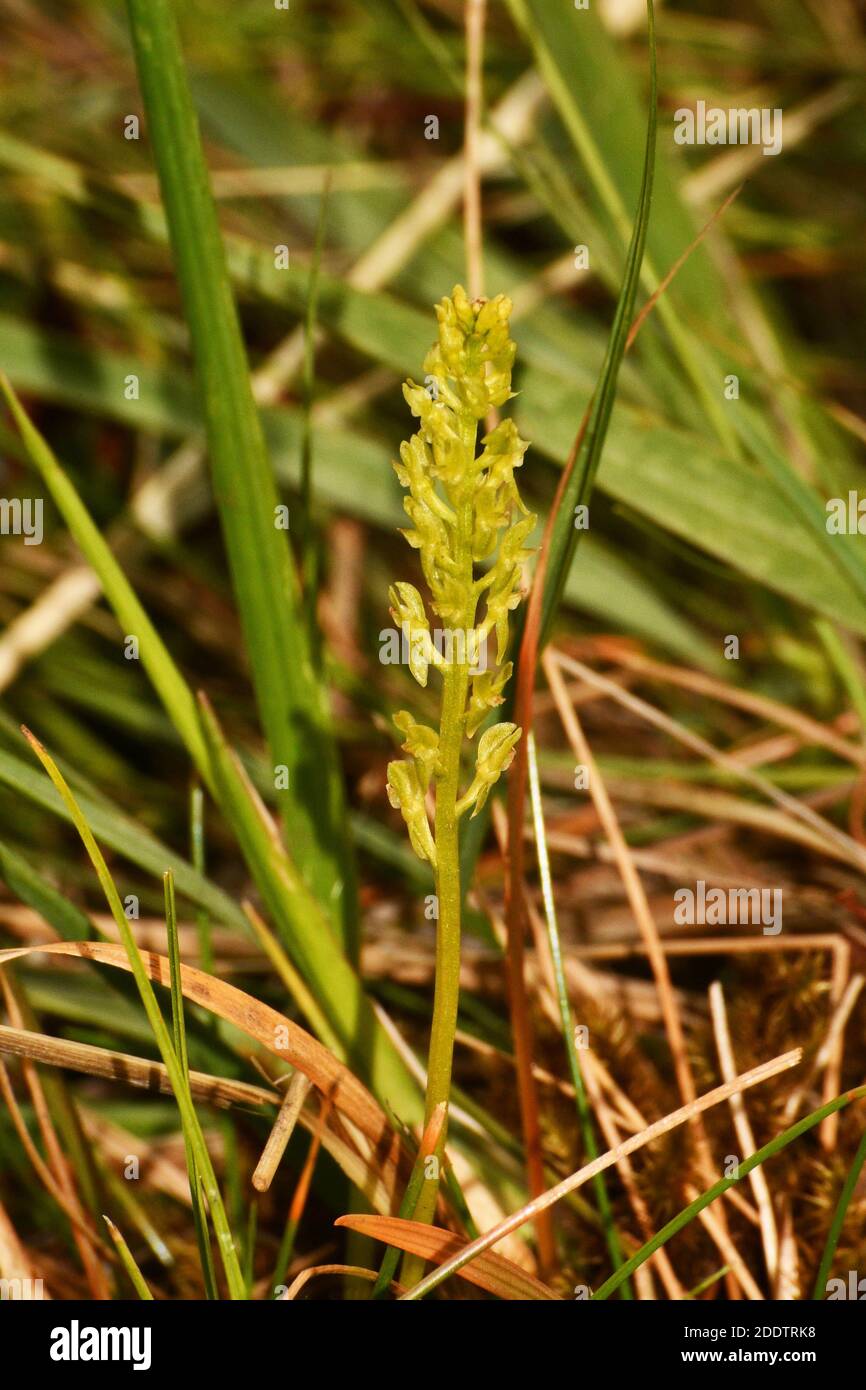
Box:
left=386, top=283, right=535, bottom=865
left=384, top=286, right=535, bottom=1241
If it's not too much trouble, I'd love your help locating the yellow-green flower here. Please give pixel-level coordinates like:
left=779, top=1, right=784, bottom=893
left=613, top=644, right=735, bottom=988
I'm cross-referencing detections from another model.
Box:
left=386, top=285, right=535, bottom=843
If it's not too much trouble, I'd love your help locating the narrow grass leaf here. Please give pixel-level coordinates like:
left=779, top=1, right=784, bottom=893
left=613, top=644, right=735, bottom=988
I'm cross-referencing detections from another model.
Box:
left=124, top=0, right=356, bottom=945
left=103, top=1216, right=154, bottom=1300
left=18, top=730, right=246, bottom=1299
left=165, top=869, right=218, bottom=1300
left=0, top=380, right=420, bottom=1118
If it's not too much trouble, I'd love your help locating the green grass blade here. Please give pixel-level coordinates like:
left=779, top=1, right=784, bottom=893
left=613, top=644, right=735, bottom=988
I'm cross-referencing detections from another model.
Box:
left=516, top=376, right=866, bottom=637
left=0, top=380, right=420, bottom=1119
left=300, top=174, right=331, bottom=644
left=23, top=727, right=246, bottom=1298
left=189, top=784, right=214, bottom=976
left=164, top=869, right=219, bottom=1300
left=734, top=407, right=866, bottom=610
left=686, top=1266, right=731, bottom=1299
left=812, top=1125, right=866, bottom=1299
left=124, top=0, right=356, bottom=946
left=815, top=620, right=866, bottom=730
left=505, top=0, right=737, bottom=458
left=593, top=1084, right=866, bottom=1300
left=101, top=1166, right=173, bottom=1270
left=537, top=0, right=658, bottom=647
left=164, top=871, right=189, bottom=1074
left=0, top=742, right=248, bottom=938
left=195, top=693, right=423, bottom=1122
left=103, top=1216, right=155, bottom=1300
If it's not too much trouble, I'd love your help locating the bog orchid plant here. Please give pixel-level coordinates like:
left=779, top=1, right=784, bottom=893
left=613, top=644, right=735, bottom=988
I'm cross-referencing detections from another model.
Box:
left=386, top=285, right=535, bottom=1222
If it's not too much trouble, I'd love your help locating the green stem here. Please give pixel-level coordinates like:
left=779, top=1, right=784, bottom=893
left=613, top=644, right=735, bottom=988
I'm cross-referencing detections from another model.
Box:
left=407, top=440, right=477, bottom=1241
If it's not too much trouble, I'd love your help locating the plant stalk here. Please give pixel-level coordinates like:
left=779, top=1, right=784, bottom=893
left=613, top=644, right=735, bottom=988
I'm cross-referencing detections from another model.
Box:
left=407, top=439, right=476, bottom=1242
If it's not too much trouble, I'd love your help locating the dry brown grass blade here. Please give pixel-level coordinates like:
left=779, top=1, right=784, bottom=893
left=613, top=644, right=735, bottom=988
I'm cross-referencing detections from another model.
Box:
left=281, top=1263, right=404, bottom=1300
left=0, top=1023, right=279, bottom=1110
left=296, top=1104, right=395, bottom=1217
left=500, top=176, right=745, bottom=1272
left=0, top=941, right=407, bottom=1190
left=709, top=981, right=779, bottom=1286
left=775, top=1199, right=801, bottom=1300
left=0, top=1059, right=112, bottom=1259
left=1, top=973, right=109, bottom=1299
left=593, top=640, right=866, bottom=769
left=782, top=972, right=863, bottom=1132
left=252, top=1071, right=312, bottom=1192
left=335, top=1215, right=562, bottom=1300
left=542, top=647, right=749, bottom=1295
left=625, top=184, right=743, bottom=350
left=553, top=650, right=866, bottom=874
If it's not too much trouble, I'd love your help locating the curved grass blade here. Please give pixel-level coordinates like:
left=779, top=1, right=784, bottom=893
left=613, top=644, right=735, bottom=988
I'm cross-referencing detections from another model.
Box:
left=400, top=1047, right=801, bottom=1300
left=0, top=938, right=411, bottom=1172
left=336, top=1214, right=561, bottom=1301
left=20, top=728, right=246, bottom=1298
